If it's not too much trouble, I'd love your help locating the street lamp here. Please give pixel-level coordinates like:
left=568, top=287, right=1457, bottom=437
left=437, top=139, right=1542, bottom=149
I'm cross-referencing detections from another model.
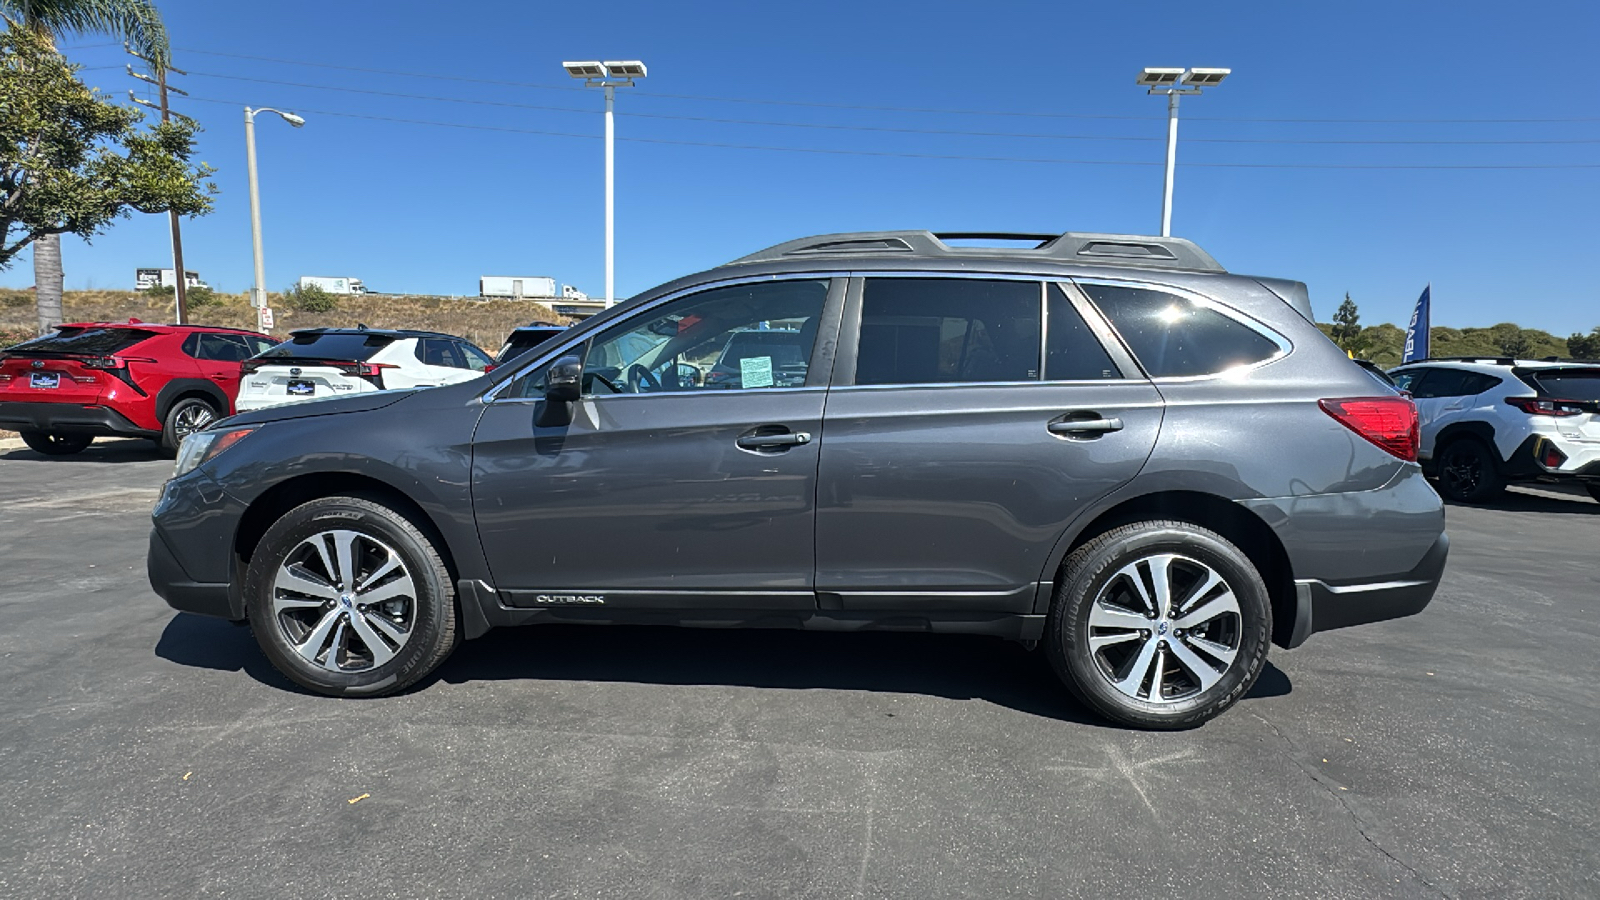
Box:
left=563, top=59, right=647, bottom=308
left=244, top=106, right=305, bottom=333
left=1138, top=67, right=1231, bottom=237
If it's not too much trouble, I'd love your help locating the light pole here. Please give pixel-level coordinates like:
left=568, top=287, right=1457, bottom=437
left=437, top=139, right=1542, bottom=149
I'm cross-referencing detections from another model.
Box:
left=1137, top=67, right=1230, bottom=237
left=563, top=60, right=647, bottom=309
left=244, top=106, right=305, bottom=333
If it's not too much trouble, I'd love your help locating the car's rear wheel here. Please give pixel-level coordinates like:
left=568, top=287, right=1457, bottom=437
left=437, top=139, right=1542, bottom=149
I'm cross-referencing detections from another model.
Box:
left=20, top=431, right=93, bottom=455
left=244, top=496, right=459, bottom=697
left=1046, top=520, right=1272, bottom=729
left=161, top=397, right=220, bottom=455
left=1435, top=438, right=1504, bottom=503
left=1586, top=483, right=1600, bottom=504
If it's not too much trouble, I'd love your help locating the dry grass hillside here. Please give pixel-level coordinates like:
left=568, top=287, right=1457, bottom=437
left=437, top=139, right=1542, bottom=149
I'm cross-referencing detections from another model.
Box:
left=0, top=289, right=568, bottom=352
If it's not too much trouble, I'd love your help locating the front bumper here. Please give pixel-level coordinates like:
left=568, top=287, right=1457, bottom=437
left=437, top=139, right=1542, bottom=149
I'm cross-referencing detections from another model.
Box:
left=148, top=526, right=242, bottom=620
left=1284, top=530, right=1449, bottom=648
left=0, top=401, right=157, bottom=438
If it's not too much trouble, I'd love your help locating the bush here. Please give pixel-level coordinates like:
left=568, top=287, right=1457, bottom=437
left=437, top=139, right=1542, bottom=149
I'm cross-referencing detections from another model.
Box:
left=142, top=283, right=175, bottom=297
left=0, top=289, right=31, bottom=308
left=186, top=285, right=220, bottom=307
left=285, top=283, right=338, bottom=313
left=1, top=325, right=38, bottom=348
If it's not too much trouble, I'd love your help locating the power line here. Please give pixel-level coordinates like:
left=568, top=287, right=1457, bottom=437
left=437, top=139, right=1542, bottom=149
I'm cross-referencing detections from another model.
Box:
left=175, top=47, right=1600, bottom=125
left=180, top=96, right=1600, bottom=169
left=183, top=70, right=1600, bottom=147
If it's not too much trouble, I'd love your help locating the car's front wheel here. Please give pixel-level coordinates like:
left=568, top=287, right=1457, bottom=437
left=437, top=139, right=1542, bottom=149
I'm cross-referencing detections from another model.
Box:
left=1046, top=520, right=1272, bottom=729
left=20, top=431, right=93, bottom=455
left=1435, top=438, right=1504, bottom=503
left=244, top=496, right=459, bottom=697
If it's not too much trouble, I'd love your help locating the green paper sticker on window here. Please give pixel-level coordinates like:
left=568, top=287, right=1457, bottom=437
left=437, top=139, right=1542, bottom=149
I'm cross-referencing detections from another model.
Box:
left=740, top=355, right=774, bottom=388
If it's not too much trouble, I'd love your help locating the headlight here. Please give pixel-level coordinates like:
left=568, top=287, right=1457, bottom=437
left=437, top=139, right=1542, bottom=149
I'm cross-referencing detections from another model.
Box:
left=172, top=426, right=257, bottom=479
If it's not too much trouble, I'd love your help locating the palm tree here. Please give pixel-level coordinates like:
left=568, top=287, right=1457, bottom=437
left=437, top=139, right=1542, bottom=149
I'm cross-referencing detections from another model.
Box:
left=0, top=0, right=170, bottom=334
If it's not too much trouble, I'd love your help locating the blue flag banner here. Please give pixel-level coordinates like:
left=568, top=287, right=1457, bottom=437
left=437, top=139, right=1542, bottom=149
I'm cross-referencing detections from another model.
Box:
left=1402, top=285, right=1431, bottom=364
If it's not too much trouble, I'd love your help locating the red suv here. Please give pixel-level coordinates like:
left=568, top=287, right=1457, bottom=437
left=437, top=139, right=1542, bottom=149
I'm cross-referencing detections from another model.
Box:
left=0, top=320, right=278, bottom=455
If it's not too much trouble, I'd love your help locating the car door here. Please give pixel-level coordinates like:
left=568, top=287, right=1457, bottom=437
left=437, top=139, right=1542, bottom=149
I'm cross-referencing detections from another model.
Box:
left=814, top=276, right=1163, bottom=612
left=1407, top=368, right=1470, bottom=459
left=189, top=333, right=250, bottom=407
left=469, top=276, right=843, bottom=608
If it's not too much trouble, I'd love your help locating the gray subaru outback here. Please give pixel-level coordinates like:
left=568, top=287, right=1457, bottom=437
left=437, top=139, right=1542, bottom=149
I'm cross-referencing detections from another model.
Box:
left=149, top=230, right=1447, bottom=728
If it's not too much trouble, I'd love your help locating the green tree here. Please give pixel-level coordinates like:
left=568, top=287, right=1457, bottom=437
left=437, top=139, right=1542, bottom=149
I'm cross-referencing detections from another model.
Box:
left=0, top=0, right=172, bottom=334
left=1330, top=293, right=1362, bottom=352
left=1488, top=322, right=1533, bottom=358
left=0, top=25, right=213, bottom=331
left=1570, top=327, right=1600, bottom=359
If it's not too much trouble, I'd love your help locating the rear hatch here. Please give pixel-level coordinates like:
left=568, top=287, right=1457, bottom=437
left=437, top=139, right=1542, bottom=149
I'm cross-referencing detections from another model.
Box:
left=0, top=326, right=157, bottom=405
left=1515, top=366, right=1600, bottom=441
left=240, top=331, right=397, bottom=405
left=497, top=326, right=566, bottom=365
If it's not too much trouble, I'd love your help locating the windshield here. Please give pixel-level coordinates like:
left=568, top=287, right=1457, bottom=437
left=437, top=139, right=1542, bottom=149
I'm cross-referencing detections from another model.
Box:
left=1528, top=368, right=1600, bottom=402
left=6, top=326, right=154, bottom=356
left=257, top=332, right=395, bottom=362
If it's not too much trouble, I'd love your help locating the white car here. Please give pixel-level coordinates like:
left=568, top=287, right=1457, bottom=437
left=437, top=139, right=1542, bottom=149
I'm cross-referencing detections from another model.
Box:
left=1388, top=357, right=1600, bottom=503
left=236, top=327, right=494, bottom=412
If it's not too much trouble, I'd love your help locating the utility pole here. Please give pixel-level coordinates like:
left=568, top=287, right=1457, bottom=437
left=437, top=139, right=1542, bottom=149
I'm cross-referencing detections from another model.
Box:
left=127, top=49, right=194, bottom=323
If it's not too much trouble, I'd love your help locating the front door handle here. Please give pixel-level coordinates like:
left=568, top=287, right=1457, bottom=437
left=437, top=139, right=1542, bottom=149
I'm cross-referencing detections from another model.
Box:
left=736, top=430, right=812, bottom=451
left=1048, top=417, right=1124, bottom=438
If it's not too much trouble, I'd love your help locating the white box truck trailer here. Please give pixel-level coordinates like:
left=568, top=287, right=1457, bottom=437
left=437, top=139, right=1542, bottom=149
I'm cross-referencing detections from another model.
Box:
left=480, top=276, right=557, bottom=299
left=298, top=276, right=366, bottom=295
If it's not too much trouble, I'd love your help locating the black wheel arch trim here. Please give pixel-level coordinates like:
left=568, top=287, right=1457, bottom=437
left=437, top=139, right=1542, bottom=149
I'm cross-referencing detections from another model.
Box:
left=156, top=378, right=231, bottom=422
left=1428, top=421, right=1499, bottom=471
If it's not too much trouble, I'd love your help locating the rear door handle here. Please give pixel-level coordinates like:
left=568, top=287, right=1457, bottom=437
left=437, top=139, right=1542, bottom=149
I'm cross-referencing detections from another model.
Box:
left=736, top=431, right=812, bottom=450
left=1048, top=417, right=1124, bottom=437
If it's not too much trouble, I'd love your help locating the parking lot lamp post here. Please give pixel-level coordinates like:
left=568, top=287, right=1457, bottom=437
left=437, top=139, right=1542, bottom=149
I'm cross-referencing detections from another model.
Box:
left=562, top=60, right=648, bottom=309
left=244, top=107, right=305, bottom=333
left=1137, top=68, right=1230, bottom=237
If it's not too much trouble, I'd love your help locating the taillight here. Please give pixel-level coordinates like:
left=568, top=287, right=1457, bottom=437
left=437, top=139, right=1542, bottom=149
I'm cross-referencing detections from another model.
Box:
left=341, top=362, right=398, bottom=389
left=1506, top=396, right=1585, bottom=418
left=80, top=356, right=121, bottom=369
left=1319, top=397, right=1419, bottom=462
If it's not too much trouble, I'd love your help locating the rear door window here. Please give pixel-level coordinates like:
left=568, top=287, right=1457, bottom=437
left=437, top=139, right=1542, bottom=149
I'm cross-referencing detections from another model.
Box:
left=458, top=342, right=494, bottom=372
left=1411, top=369, right=1471, bottom=398
left=195, top=333, right=252, bottom=362
left=855, top=278, right=1040, bottom=385
left=1046, top=286, right=1120, bottom=380
left=1082, top=283, right=1282, bottom=378
left=9, top=327, right=155, bottom=356
left=258, top=332, right=394, bottom=362
left=417, top=339, right=467, bottom=368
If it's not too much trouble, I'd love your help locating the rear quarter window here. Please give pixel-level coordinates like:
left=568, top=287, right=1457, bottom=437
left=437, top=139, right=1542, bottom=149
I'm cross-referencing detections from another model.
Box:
left=1083, top=284, right=1282, bottom=378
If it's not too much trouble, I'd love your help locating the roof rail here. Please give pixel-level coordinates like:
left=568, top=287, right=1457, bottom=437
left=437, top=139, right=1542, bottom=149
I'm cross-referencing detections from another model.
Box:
left=723, top=230, right=1226, bottom=273
left=1421, top=356, right=1518, bottom=365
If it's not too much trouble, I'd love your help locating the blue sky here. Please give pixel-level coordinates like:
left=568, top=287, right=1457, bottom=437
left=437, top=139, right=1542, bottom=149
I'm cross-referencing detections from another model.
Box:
left=12, top=0, right=1600, bottom=334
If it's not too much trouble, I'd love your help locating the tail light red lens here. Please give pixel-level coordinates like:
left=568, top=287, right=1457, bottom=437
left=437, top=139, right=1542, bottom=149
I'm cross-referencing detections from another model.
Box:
left=1319, top=397, right=1420, bottom=462
left=1505, top=396, right=1586, bottom=417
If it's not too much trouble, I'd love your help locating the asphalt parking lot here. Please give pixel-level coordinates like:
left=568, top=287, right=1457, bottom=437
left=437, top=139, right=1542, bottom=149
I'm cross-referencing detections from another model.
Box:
left=1, top=439, right=1597, bottom=900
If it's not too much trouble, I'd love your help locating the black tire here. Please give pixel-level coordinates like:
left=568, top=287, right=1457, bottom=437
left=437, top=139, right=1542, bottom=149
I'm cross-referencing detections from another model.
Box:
left=20, top=431, right=93, bottom=455
left=244, top=496, right=459, bottom=697
left=1045, top=520, right=1272, bottom=730
left=1586, top=483, right=1600, bottom=505
left=1435, top=438, right=1505, bottom=503
left=160, top=397, right=221, bottom=455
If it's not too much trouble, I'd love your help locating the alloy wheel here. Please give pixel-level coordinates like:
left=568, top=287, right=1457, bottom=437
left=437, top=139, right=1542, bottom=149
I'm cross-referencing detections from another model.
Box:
left=1441, top=448, right=1482, bottom=495
left=271, top=529, right=416, bottom=673
left=1087, top=553, right=1243, bottom=703
left=172, top=404, right=215, bottom=442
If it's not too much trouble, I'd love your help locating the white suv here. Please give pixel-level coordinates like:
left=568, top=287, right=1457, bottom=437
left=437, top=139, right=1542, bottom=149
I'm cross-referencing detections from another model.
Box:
left=236, top=327, right=494, bottom=412
left=1388, top=358, right=1600, bottom=503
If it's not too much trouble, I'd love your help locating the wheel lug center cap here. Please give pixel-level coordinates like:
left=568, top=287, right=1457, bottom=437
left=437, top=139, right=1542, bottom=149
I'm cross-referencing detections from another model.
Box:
left=1156, top=621, right=1170, bottom=637
left=339, top=593, right=355, bottom=609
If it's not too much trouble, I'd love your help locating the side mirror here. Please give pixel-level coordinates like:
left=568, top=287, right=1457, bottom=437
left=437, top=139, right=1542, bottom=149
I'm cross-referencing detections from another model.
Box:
left=545, top=356, right=582, bottom=403
left=535, top=355, right=582, bottom=428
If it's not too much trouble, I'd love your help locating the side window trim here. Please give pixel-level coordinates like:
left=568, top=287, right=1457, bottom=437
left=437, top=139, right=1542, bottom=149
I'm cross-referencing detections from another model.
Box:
left=1071, top=276, right=1292, bottom=382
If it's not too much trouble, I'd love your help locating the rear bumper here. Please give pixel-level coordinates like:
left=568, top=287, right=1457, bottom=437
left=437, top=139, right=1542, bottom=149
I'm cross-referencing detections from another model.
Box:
left=1285, top=530, right=1449, bottom=648
left=0, top=401, right=156, bottom=437
left=1502, top=434, right=1600, bottom=483
left=148, top=526, right=241, bottom=620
